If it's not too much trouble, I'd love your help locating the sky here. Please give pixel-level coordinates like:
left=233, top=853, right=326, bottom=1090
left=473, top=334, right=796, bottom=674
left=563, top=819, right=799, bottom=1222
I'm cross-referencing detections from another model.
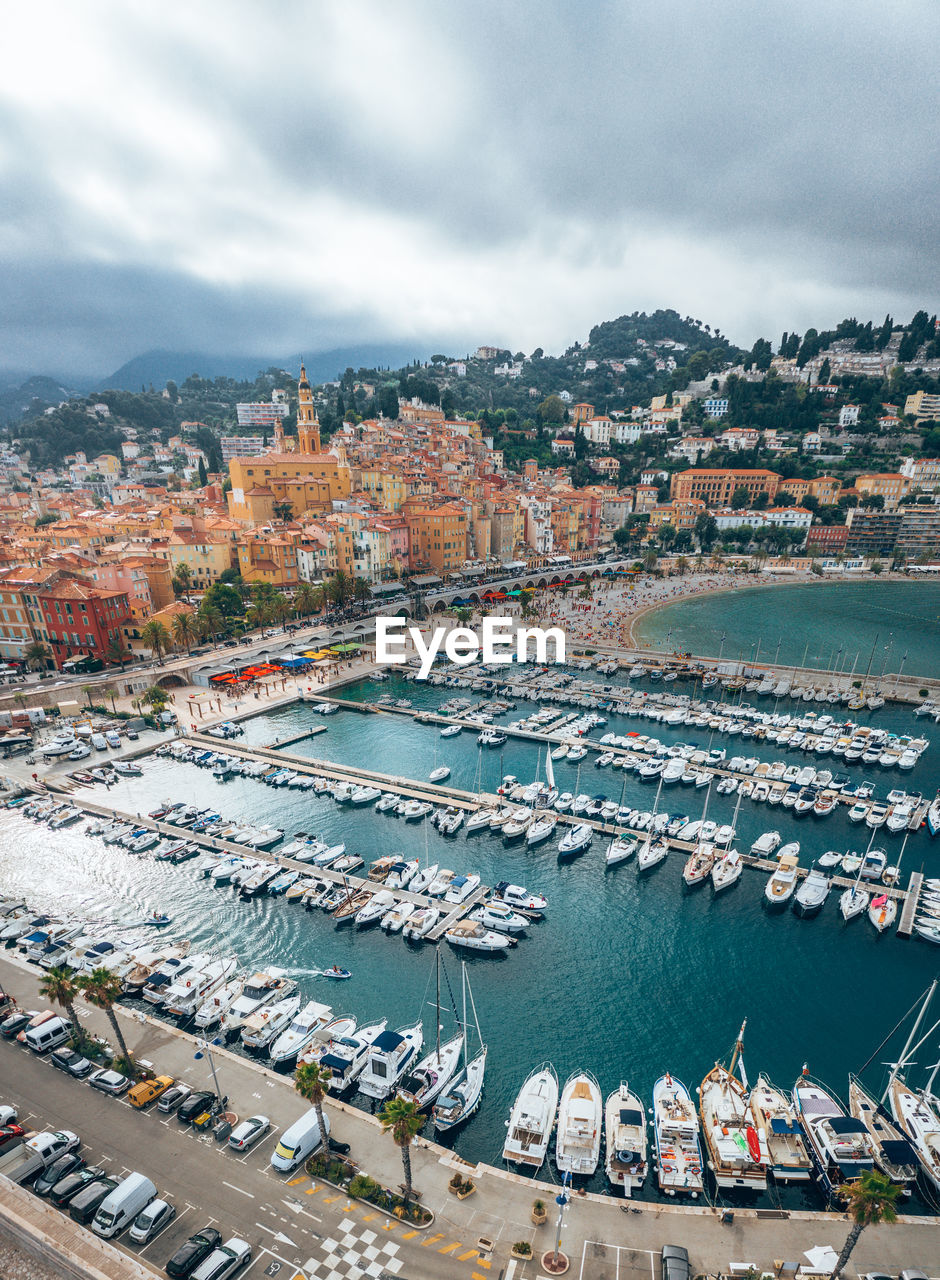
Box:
left=1, top=0, right=938, bottom=380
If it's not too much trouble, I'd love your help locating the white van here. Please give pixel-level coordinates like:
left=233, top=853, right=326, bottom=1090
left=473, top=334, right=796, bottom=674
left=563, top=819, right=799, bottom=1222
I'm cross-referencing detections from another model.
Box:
left=270, top=1106, right=329, bottom=1173
left=90, top=733, right=108, bottom=750
left=25, top=1016, right=72, bottom=1054
left=105, top=730, right=122, bottom=748
left=91, top=1171, right=156, bottom=1238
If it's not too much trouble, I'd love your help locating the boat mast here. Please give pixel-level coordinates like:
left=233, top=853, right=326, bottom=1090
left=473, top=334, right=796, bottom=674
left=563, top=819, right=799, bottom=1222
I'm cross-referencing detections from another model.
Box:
left=461, top=960, right=467, bottom=1070
left=435, top=950, right=441, bottom=1060
left=728, top=1017, right=747, bottom=1082
left=881, top=978, right=937, bottom=1102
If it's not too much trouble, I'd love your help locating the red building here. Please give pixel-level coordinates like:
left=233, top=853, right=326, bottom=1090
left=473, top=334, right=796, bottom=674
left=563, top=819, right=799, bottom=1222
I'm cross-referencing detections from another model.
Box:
left=804, top=524, right=849, bottom=555
left=37, top=577, right=132, bottom=669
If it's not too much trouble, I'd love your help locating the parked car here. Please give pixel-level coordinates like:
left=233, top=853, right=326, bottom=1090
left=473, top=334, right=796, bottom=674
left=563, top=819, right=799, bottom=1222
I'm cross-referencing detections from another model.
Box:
left=190, top=1237, right=252, bottom=1280
left=176, top=1091, right=217, bottom=1125
left=228, top=1115, right=269, bottom=1151
left=157, top=1084, right=192, bottom=1115
left=0, top=1104, right=18, bottom=1125
left=0, top=1011, right=32, bottom=1039
left=33, top=1151, right=85, bottom=1197
left=50, top=1046, right=94, bottom=1078
left=68, top=1176, right=118, bottom=1225
left=105, top=730, right=122, bottom=748
left=126, top=728, right=140, bottom=740
left=90, top=733, right=108, bottom=751
left=165, top=1226, right=223, bottom=1278
left=899, top=1272, right=930, bottom=1280
left=92, top=1171, right=157, bottom=1238
left=0, top=1123, right=26, bottom=1155
left=88, top=1068, right=131, bottom=1095
left=49, top=1164, right=107, bottom=1207
left=128, top=1196, right=176, bottom=1243
left=128, top=1075, right=174, bottom=1109
left=661, top=1246, right=691, bottom=1280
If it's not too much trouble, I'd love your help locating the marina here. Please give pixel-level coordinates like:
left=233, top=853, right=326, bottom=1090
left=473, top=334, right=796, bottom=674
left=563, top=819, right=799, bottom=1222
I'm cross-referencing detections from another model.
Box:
left=2, top=646, right=940, bottom=1213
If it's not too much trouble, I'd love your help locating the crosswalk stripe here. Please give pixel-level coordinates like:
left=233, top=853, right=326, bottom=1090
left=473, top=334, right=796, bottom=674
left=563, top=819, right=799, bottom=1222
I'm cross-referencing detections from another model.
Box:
left=458, top=1249, right=478, bottom=1261
left=400, top=1230, right=419, bottom=1239
left=438, top=1242, right=462, bottom=1254
left=422, top=1232, right=445, bottom=1247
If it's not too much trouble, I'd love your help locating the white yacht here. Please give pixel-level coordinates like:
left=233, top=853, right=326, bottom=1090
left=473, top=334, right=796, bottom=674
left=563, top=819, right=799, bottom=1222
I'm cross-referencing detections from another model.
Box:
left=193, top=977, right=244, bottom=1029
left=652, top=1074, right=703, bottom=1196
left=711, top=848, right=743, bottom=892
left=315, top=1019, right=388, bottom=1093
left=748, top=1074, right=813, bottom=1182
left=402, top=905, right=440, bottom=939
left=397, top=1033, right=464, bottom=1110
left=502, top=1063, right=559, bottom=1170
left=764, top=852, right=800, bottom=908
left=750, top=831, right=781, bottom=856
left=222, top=971, right=294, bottom=1034
left=848, top=1077, right=919, bottom=1193
left=470, top=902, right=527, bottom=934
left=605, top=837, right=637, bottom=867
left=242, top=993, right=302, bottom=1050
left=604, top=1082, right=648, bottom=1196
left=269, top=1000, right=334, bottom=1065
left=445, top=920, right=511, bottom=951
left=526, top=815, right=558, bottom=846
left=164, top=956, right=238, bottom=1018
left=558, top=823, right=593, bottom=856
left=433, top=1047, right=487, bottom=1134
left=555, top=1070, right=602, bottom=1176
left=358, top=1022, right=424, bottom=1100
left=889, top=1077, right=940, bottom=1195
left=793, top=1073, right=875, bottom=1199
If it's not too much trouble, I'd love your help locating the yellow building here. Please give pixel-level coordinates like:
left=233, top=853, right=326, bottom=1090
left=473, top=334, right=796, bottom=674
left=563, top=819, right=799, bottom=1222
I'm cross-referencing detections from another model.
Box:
left=152, top=531, right=237, bottom=587
left=403, top=502, right=468, bottom=574
left=236, top=530, right=301, bottom=586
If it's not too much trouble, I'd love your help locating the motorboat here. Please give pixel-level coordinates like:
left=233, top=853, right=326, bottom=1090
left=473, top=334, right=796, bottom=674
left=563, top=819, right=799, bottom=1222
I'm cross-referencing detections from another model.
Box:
left=470, top=901, right=527, bottom=934
left=433, top=1046, right=487, bottom=1133
left=652, top=1074, right=703, bottom=1197
left=558, top=823, right=593, bottom=857
left=269, top=1000, right=334, bottom=1064
left=793, top=1073, right=875, bottom=1199
left=501, top=810, right=532, bottom=840
left=748, top=1074, right=812, bottom=1182
left=859, top=849, right=888, bottom=881
left=711, top=848, right=743, bottom=893
left=355, top=890, right=396, bottom=926
left=164, top=955, right=238, bottom=1018
left=350, top=786, right=382, bottom=805
left=445, top=920, right=511, bottom=951
left=604, top=1083, right=648, bottom=1196
left=193, top=977, right=244, bottom=1029
left=889, top=1077, right=940, bottom=1195
left=605, top=837, right=637, bottom=867
left=750, top=831, right=781, bottom=856
left=409, top=863, right=439, bottom=895
left=793, top=869, right=830, bottom=917
left=311, top=1019, right=387, bottom=1093
left=493, top=882, right=547, bottom=912
left=427, top=868, right=455, bottom=898
left=402, top=906, right=440, bottom=940
left=848, top=1077, right=918, bottom=1194
left=222, top=971, right=295, bottom=1034
left=382, top=901, right=417, bottom=933
left=242, top=993, right=303, bottom=1050
left=555, top=1070, right=602, bottom=1176
left=428, top=765, right=451, bottom=783
left=386, top=859, right=419, bottom=889
left=358, top=1021, right=424, bottom=1100
left=502, top=1063, right=558, bottom=1170
left=439, top=724, right=462, bottom=738
left=467, top=809, right=498, bottom=832
left=400, top=799, right=433, bottom=821
left=764, top=852, right=800, bottom=908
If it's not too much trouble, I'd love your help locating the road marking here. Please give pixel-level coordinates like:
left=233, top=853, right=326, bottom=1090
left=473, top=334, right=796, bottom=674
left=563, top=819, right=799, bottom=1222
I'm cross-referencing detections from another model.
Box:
left=458, top=1249, right=478, bottom=1261
left=223, top=1181, right=255, bottom=1197
left=286, top=1175, right=307, bottom=1186
left=422, top=1233, right=445, bottom=1247
left=439, top=1241, right=462, bottom=1253
left=400, top=1230, right=419, bottom=1239
left=473, top=1273, right=490, bottom=1280
left=321, top=1194, right=341, bottom=1203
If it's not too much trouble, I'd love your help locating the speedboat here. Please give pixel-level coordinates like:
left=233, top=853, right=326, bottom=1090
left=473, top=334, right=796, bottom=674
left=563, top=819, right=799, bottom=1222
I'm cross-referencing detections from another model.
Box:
left=558, top=823, right=593, bottom=857
left=493, top=882, right=547, bottom=912
left=358, top=1021, right=424, bottom=1100
left=470, top=901, right=527, bottom=934
left=193, top=977, right=244, bottom=1029
left=432, top=1047, right=487, bottom=1133
left=555, top=1070, right=602, bottom=1176
left=269, top=1000, right=334, bottom=1065
left=382, top=902, right=417, bottom=933
left=604, top=1083, right=648, bottom=1196
left=350, top=785, right=382, bottom=805
left=445, top=920, right=511, bottom=951
left=222, top=971, right=295, bottom=1034
left=242, top=993, right=303, bottom=1051
left=397, top=1033, right=464, bottom=1110
left=502, top=1063, right=558, bottom=1170
left=748, top=1074, right=812, bottom=1182
left=750, top=831, right=781, bottom=856
left=467, top=809, right=498, bottom=832
left=355, top=890, right=396, bottom=926
left=164, top=955, right=238, bottom=1018
left=402, top=906, right=440, bottom=940
left=410, top=863, right=439, bottom=895
left=312, top=1019, right=387, bottom=1093
left=793, top=869, right=830, bottom=917
left=793, top=1073, right=875, bottom=1199
left=652, top=1074, right=703, bottom=1197
left=764, top=852, right=800, bottom=908
left=444, top=874, right=481, bottom=905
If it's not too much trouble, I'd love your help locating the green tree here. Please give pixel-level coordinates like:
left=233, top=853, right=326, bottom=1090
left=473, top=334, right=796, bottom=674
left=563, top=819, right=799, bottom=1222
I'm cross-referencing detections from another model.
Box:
left=81, top=684, right=95, bottom=708
left=537, top=395, right=566, bottom=425
left=172, top=611, right=198, bottom=653
left=171, top=563, right=193, bottom=597
left=454, top=607, right=472, bottom=625
left=326, top=571, right=353, bottom=607
left=105, top=636, right=129, bottom=670
left=694, top=512, right=718, bottom=550
left=142, top=685, right=169, bottom=712
left=101, top=683, right=118, bottom=714
left=675, top=555, right=690, bottom=576
left=830, top=1170, right=900, bottom=1280
left=197, top=603, right=225, bottom=643
left=378, top=385, right=400, bottom=420
left=78, top=967, right=134, bottom=1070
left=352, top=577, right=372, bottom=604
left=870, top=559, right=884, bottom=575
left=274, top=500, right=294, bottom=522
left=642, top=549, right=658, bottom=573
left=24, top=641, right=51, bottom=671
left=294, top=582, right=322, bottom=617
left=657, top=522, right=677, bottom=551
left=140, top=618, right=172, bottom=663
left=293, top=1061, right=332, bottom=1160
left=197, top=456, right=208, bottom=487
left=730, top=485, right=752, bottom=509
left=39, top=965, right=81, bottom=1037
left=379, top=1095, right=423, bottom=1206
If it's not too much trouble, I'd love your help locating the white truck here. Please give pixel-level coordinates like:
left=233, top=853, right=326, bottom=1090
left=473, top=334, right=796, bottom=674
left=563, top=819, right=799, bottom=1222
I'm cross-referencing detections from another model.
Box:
left=0, top=1130, right=80, bottom=1185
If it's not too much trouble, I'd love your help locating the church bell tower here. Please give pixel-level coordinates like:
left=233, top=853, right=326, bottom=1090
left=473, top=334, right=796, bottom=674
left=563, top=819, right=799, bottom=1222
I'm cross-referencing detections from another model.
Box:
left=296, top=362, right=321, bottom=454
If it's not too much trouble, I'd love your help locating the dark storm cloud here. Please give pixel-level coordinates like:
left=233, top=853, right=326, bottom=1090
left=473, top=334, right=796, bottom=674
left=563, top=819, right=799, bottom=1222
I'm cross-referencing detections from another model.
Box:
left=0, top=0, right=937, bottom=378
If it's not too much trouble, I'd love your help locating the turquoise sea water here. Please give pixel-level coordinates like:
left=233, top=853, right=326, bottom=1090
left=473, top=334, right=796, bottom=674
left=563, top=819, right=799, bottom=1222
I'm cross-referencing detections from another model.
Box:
left=2, top=664, right=938, bottom=1211
left=632, top=580, right=940, bottom=680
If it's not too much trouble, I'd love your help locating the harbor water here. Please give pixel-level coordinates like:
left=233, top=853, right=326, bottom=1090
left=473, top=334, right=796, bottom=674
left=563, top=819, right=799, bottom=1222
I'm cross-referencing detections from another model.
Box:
left=2, top=665, right=939, bottom=1212
left=632, top=579, right=940, bottom=680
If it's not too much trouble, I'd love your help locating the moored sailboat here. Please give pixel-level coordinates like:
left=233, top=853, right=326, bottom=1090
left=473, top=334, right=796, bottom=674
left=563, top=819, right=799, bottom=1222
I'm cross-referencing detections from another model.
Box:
left=699, top=1020, right=767, bottom=1191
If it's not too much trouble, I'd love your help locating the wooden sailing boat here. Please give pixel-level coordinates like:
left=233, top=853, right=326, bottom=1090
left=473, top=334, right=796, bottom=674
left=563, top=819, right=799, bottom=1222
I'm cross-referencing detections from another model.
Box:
left=698, top=1019, right=768, bottom=1191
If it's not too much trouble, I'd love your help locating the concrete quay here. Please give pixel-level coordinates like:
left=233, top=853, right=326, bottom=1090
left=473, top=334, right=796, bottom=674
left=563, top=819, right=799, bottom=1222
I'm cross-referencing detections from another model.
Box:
left=1, top=950, right=938, bottom=1280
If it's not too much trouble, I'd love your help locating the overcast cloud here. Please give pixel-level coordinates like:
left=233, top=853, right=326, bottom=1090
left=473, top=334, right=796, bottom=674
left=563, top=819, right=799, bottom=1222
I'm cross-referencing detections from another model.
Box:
left=1, top=0, right=938, bottom=379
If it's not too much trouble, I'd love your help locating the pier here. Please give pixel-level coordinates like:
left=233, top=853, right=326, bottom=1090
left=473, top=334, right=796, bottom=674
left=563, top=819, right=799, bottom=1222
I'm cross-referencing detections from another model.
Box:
left=897, top=871, right=923, bottom=937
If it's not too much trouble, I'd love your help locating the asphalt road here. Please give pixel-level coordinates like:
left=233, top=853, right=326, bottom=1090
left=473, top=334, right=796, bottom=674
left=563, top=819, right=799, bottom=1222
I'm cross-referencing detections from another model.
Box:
left=1, top=1039, right=500, bottom=1280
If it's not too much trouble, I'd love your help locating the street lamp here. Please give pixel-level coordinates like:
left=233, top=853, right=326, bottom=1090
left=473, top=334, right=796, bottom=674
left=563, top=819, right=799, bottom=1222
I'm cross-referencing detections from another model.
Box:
left=194, top=1036, right=225, bottom=1103
left=542, top=1171, right=570, bottom=1274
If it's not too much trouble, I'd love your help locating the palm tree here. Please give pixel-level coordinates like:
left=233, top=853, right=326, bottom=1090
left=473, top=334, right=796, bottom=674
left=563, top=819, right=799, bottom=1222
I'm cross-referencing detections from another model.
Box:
left=271, top=594, right=292, bottom=628
left=39, top=965, right=80, bottom=1036
left=830, top=1170, right=900, bottom=1279
left=675, top=555, right=690, bottom=576
left=105, top=636, right=128, bottom=669
left=172, top=611, right=198, bottom=653
left=142, top=685, right=169, bottom=712
left=379, top=1095, right=423, bottom=1205
left=293, top=582, right=320, bottom=618
left=81, top=683, right=95, bottom=708
left=197, top=603, right=224, bottom=644
left=171, top=563, right=193, bottom=596
left=294, top=1061, right=331, bottom=1155
left=78, top=967, right=133, bottom=1069
left=140, top=618, right=172, bottom=663
left=352, top=576, right=372, bottom=604
left=101, top=684, right=118, bottom=715
left=24, top=641, right=50, bottom=672
left=273, top=500, right=294, bottom=523
left=642, top=549, right=658, bottom=573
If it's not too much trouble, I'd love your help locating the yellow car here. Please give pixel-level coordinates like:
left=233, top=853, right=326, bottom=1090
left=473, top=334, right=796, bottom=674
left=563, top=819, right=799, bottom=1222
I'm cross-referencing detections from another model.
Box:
left=128, top=1075, right=175, bottom=1109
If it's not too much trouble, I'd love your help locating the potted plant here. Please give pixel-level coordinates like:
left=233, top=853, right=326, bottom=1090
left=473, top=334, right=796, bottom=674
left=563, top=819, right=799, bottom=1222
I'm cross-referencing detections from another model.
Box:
left=532, top=1198, right=547, bottom=1225
left=511, top=1241, right=533, bottom=1260
left=448, top=1172, right=466, bottom=1196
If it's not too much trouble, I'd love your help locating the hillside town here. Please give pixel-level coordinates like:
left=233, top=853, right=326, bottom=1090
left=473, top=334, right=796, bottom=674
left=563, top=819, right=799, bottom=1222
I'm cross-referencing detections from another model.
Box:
left=0, top=313, right=938, bottom=675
